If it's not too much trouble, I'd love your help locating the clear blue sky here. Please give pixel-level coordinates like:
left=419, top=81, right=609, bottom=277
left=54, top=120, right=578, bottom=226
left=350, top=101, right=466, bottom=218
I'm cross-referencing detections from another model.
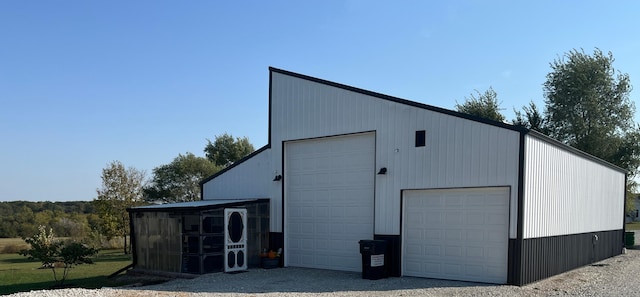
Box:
left=1, top=1, right=639, bottom=202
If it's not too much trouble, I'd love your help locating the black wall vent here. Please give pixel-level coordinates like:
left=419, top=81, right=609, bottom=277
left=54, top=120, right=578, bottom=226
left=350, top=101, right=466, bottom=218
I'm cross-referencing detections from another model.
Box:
left=415, top=130, right=426, bottom=147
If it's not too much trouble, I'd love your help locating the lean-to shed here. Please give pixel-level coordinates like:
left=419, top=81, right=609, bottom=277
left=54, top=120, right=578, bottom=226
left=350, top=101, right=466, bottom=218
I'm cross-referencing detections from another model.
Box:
left=136, top=67, right=626, bottom=285
left=128, top=199, right=270, bottom=276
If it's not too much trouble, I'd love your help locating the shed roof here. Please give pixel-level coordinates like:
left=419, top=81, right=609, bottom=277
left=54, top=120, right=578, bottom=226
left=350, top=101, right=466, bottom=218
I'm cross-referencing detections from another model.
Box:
left=127, top=199, right=265, bottom=212
left=268, top=67, right=627, bottom=174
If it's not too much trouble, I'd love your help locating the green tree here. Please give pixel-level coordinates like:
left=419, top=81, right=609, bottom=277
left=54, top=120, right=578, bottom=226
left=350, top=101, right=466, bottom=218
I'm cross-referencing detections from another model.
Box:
left=14, top=205, right=35, bottom=237
left=57, top=242, right=98, bottom=283
left=54, top=217, right=87, bottom=238
left=513, top=101, right=547, bottom=133
left=204, top=133, right=255, bottom=167
left=455, top=87, right=505, bottom=122
left=145, top=153, right=220, bottom=203
left=93, top=161, right=146, bottom=254
left=544, top=49, right=635, bottom=159
left=543, top=48, right=640, bottom=213
left=19, top=225, right=59, bottom=269
left=19, top=225, right=97, bottom=286
left=34, top=210, right=55, bottom=229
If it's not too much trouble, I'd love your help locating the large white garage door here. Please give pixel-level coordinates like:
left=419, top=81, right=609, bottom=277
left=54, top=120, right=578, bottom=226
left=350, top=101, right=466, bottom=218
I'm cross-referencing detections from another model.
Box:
left=403, top=187, right=509, bottom=284
left=286, top=133, right=375, bottom=271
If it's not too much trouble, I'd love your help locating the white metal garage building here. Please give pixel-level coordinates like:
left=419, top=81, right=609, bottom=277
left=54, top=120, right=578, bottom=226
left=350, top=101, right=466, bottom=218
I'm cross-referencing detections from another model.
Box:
left=200, top=67, right=626, bottom=285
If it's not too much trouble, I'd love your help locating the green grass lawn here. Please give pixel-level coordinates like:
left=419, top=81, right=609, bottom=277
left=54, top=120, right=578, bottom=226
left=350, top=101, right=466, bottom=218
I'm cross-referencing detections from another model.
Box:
left=626, top=222, right=640, bottom=230
left=0, top=249, right=137, bottom=295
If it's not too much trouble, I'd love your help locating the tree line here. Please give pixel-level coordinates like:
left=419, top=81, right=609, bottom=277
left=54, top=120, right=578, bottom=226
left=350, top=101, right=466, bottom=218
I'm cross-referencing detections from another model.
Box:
left=0, top=201, right=96, bottom=238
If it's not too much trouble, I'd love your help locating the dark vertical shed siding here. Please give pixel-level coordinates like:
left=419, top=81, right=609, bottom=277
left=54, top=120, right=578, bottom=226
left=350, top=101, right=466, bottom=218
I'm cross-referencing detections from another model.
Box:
left=517, top=230, right=623, bottom=285
left=507, top=239, right=519, bottom=284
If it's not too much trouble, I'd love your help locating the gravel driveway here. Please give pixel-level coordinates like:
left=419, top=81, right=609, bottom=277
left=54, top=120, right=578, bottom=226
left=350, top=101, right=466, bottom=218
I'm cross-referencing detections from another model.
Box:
left=9, top=248, right=640, bottom=297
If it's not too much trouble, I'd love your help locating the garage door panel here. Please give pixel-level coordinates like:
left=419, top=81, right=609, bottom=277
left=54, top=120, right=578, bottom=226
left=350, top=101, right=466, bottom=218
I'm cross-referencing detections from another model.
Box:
left=403, top=187, right=509, bottom=284
left=445, top=197, right=463, bottom=206
left=467, top=265, right=484, bottom=276
left=405, top=244, right=422, bottom=255
left=300, top=222, right=314, bottom=233
left=445, top=246, right=463, bottom=257
left=466, top=246, right=484, bottom=258
left=425, top=245, right=441, bottom=256
left=425, top=230, right=441, bottom=240
left=424, top=262, right=440, bottom=274
left=466, top=231, right=484, bottom=241
left=405, top=262, right=422, bottom=274
left=315, top=206, right=330, bottom=219
left=486, top=248, right=505, bottom=261
left=444, top=230, right=462, bottom=241
left=425, top=214, right=442, bottom=225
left=299, top=207, right=314, bottom=217
left=426, top=197, right=444, bottom=207
left=467, top=213, right=485, bottom=225
left=486, top=213, right=508, bottom=225
left=443, top=263, right=463, bottom=274
left=286, top=133, right=375, bottom=272
left=301, top=238, right=314, bottom=249
left=487, top=230, right=505, bottom=242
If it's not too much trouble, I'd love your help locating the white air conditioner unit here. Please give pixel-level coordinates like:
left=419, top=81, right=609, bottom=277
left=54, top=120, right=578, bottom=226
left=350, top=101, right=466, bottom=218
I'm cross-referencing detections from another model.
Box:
left=224, top=208, right=247, bottom=272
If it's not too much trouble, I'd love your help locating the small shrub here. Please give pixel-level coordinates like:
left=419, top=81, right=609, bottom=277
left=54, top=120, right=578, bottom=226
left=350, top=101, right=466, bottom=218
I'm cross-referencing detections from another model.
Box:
left=19, top=225, right=98, bottom=286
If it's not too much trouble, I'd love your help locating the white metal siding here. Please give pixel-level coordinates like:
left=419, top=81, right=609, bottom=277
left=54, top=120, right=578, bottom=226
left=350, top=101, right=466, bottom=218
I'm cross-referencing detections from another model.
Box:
left=270, top=72, right=521, bottom=237
left=202, top=148, right=272, bottom=200
left=403, top=187, right=509, bottom=284
left=523, top=135, right=625, bottom=238
left=285, top=133, right=375, bottom=271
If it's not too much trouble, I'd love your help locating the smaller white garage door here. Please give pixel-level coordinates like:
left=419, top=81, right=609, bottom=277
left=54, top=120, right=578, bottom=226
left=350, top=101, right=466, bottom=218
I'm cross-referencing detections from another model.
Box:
left=403, top=187, right=509, bottom=284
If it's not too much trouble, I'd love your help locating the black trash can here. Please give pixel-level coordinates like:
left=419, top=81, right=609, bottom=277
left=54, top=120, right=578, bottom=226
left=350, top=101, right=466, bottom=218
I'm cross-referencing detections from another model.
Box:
left=626, top=231, right=635, bottom=248
left=358, top=240, right=387, bottom=280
